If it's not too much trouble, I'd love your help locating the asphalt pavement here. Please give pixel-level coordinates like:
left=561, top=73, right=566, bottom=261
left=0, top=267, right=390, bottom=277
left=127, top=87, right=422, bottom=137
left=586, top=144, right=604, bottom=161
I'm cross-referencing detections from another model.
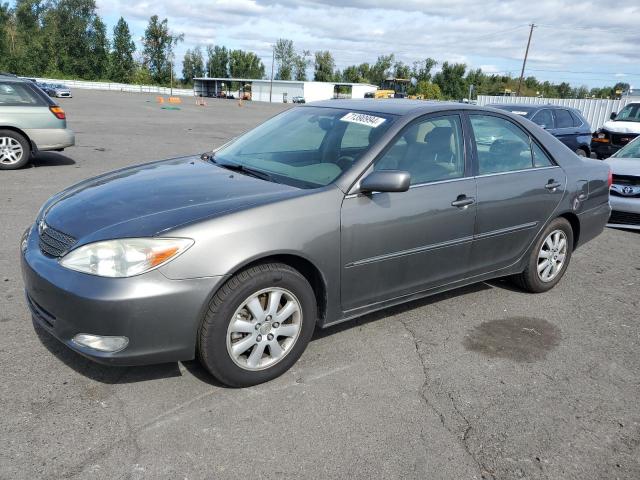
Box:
left=1, top=89, right=639, bottom=479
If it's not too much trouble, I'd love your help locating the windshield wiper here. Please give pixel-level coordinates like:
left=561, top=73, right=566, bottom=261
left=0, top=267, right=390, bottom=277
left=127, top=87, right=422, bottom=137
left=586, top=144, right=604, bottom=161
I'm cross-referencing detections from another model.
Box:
left=210, top=157, right=277, bottom=183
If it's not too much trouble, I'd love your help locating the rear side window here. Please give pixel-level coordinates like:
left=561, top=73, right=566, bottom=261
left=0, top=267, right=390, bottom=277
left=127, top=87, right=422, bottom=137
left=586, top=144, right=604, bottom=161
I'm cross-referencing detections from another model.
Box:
left=470, top=114, right=556, bottom=174
left=555, top=109, right=574, bottom=128
left=0, top=82, right=43, bottom=106
left=532, top=109, right=554, bottom=128
left=569, top=110, right=583, bottom=127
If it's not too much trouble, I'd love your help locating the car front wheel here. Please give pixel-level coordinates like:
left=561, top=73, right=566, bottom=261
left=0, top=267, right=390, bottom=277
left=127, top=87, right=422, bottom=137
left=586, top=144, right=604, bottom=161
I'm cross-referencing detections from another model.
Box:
left=198, top=263, right=317, bottom=387
left=513, top=217, right=574, bottom=293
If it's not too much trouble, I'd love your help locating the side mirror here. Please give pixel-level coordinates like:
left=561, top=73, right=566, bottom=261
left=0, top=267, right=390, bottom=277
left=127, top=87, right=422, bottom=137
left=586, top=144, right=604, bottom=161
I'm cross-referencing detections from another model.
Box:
left=610, top=112, right=617, bottom=120
left=360, top=170, right=411, bottom=193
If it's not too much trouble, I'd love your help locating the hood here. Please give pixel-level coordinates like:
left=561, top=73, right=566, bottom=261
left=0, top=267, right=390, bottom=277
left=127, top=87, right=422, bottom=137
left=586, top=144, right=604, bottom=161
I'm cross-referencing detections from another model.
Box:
left=602, top=120, right=640, bottom=134
left=42, top=156, right=302, bottom=243
left=605, top=157, right=640, bottom=176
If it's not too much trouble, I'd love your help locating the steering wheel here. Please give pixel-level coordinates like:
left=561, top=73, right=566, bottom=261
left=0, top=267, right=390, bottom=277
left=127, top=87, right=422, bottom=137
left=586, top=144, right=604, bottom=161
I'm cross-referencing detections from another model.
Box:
left=336, top=155, right=356, bottom=171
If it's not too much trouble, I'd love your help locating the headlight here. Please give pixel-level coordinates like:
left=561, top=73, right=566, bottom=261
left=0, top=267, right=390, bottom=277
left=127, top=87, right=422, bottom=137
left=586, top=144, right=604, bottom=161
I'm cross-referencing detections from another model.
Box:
left=59, top=238, right=193, bottom=277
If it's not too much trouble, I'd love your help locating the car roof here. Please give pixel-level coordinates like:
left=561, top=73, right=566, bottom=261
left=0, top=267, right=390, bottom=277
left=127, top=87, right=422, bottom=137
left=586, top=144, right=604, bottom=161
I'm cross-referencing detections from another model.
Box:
left=304, top=99, right=495, bottom=116
left=490, top=103, right=579, bottom=111
left=0, top=73, right=24, bottom=82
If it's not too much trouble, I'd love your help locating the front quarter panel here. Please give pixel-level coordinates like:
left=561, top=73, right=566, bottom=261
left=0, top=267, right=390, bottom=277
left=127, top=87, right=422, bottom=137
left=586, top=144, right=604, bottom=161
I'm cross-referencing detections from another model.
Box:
left=159, top=185, right=345, bottom=321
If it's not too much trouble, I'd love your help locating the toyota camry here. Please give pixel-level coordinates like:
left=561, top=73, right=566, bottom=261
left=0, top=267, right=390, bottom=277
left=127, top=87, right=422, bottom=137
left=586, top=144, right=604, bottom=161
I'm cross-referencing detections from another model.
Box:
left=21, top=100, right=611, bottom=386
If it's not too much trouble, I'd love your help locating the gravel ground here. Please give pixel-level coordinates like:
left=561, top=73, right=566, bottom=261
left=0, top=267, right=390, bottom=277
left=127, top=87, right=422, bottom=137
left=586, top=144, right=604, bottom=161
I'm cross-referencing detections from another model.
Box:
left=1, top=89, right=639, bottom=480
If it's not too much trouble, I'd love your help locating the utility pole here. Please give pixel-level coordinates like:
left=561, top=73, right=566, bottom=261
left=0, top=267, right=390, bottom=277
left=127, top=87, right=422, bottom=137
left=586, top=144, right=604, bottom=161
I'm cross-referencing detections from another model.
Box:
left=269, top=46, right=275, bottom=103
left=170, top=59, right=173, bottom=96
left=517, top=23, right=536, bottom=96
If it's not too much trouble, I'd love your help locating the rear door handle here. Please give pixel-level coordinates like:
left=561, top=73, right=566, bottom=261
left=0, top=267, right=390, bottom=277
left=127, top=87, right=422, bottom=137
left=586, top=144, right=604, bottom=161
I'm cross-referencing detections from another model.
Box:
left=545, top=180, right=561, bottom=191
left=451, top=195, right=475, bottom=208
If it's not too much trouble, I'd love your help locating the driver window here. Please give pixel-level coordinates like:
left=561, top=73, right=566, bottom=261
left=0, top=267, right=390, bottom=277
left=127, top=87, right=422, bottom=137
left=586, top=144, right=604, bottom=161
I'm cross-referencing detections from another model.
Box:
left=374, top=115, right=465, bottom=185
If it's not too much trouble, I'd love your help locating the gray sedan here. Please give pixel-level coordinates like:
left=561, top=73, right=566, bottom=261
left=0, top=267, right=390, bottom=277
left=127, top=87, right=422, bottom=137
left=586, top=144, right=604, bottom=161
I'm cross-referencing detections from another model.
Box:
left=21, top=100, right=611, bottom=386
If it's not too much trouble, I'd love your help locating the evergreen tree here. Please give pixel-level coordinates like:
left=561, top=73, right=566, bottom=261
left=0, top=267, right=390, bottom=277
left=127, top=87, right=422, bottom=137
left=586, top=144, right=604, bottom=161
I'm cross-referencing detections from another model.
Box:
left=141, top=15, right=183, bottom=84
left=87, top=15, right=108, bottom=79
left=109, top=17, right=135, bottom=82
left=206, top=45, right=229, bottom=77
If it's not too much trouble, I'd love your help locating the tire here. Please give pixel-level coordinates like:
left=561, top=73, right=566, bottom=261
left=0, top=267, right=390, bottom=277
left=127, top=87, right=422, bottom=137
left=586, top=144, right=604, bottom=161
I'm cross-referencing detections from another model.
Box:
left=0, top=130, right=31, bottom=170
left=575, top=148, right=587, bottom=157
left=198, top=263, right=317, bottom=387
left=512, top=217, right=574, bottom=293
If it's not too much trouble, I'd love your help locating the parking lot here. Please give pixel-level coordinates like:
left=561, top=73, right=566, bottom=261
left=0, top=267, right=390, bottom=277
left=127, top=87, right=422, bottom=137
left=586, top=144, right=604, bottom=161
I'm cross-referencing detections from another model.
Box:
left=1, top=89, right=639, bottom=479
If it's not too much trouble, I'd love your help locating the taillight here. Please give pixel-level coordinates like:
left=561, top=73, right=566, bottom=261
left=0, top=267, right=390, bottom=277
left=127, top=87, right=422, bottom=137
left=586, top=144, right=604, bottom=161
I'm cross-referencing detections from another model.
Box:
left=608, top=169, right=613, bottom=188
left=49, top=106, right=65, bottom=120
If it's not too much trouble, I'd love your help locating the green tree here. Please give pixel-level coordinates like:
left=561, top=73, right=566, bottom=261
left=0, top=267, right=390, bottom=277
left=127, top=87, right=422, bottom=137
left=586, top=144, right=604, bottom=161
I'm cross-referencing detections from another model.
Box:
left=557, top=82, right=572, bottom=98
left=109, top=17, right=135, bottom=82
left=433, top=62, right=467, bottom=99
left=274, top=38, right=295, bottom=80
left=0, top=3, right=11, bottom=70
left=416, top=80, right=442, bottom=99
left=87, top=15, right=108, bottom=79
left=369, top=54, right=394, bottom=86
left=411, top=58, right=437, bottom=83
left=314, top=50, right=335, bottom=82
left=206, top=45, right=228, bottom=77
left=228, top=49, right=265, bottom=78
left=182, top=46, right=204, bottom=84
left=9, top=0, right=47, bottom=75
left=293, top=49, right=310, bottom=81
left=393, top=61, right=410, bottom=79
left=141, top=15, right=184, bottom=84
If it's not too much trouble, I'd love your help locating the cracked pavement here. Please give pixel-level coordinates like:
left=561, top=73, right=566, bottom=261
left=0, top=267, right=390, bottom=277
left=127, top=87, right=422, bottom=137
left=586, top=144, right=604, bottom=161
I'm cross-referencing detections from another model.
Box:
left=1, top=90, right=639, bottom=479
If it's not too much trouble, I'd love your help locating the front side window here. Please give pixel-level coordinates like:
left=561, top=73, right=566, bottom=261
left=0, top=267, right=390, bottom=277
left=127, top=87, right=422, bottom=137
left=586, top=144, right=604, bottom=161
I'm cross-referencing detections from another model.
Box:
left=470, top=114, right=552, bottom=174
left=0, top=82, right=42, bottom=106
left=615, top=104, right=640, bottom=122
left=214, top=107, right=395, bottom=188
left=555, top=109, right=574, bottom=128
left=374, top=115, right=465, bottom=185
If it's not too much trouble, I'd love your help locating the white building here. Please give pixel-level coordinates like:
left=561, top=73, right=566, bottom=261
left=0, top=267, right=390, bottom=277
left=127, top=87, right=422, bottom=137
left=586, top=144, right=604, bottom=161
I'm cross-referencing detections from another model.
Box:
left=193, top=77, right=377, bottom=103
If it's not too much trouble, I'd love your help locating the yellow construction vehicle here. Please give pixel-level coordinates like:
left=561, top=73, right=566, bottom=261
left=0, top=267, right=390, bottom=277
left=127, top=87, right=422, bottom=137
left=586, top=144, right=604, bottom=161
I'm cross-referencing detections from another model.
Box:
left=365, top=78, right=411, bottom=99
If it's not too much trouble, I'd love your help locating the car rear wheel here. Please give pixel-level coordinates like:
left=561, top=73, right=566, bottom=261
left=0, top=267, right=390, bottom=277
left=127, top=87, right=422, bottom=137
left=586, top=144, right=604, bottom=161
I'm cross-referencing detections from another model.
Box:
left=198, top=263, right=316, bottom=387
left=575, top=148, right=588, bottom=157
left=512, top=217, right=574, bottom=293
left=0, top=130, right=31, bottom=170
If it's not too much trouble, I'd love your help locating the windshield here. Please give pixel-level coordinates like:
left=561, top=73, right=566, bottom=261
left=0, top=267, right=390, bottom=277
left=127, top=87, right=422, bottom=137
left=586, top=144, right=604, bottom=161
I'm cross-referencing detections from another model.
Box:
left=615, top=104, right=640, bottom=122
left=213, top=106, right=396, bottom=188
left=612, top=136, right=640, bottom=158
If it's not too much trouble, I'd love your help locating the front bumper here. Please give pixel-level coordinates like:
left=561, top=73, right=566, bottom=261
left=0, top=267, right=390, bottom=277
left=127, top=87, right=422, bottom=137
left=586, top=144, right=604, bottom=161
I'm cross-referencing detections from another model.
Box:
left=21, top=227, right=224, bottom=365
left=608, top=194, right=640, bottom=230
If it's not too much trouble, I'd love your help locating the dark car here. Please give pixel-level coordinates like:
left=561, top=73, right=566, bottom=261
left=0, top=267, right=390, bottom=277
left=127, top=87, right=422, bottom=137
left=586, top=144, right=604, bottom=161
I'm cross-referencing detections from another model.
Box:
left=591, top=102, right=640, bottom=159
left=21, top=101, right=611, bottom=387
left=491, top=104, right=592, bottom=157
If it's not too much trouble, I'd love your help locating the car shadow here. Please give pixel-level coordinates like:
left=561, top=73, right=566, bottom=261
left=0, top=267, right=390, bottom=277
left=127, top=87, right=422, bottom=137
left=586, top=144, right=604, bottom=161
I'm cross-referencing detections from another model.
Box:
left=32, top=280, right=512, bottom=386
left=31, top=152, right=76, bottom=167
left=313, top=282, right=495, bottom=341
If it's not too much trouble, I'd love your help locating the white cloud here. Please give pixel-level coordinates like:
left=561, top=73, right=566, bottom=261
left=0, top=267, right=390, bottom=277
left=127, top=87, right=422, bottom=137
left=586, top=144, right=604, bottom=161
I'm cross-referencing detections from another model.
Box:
left=97, top=0, right=640, bottom=86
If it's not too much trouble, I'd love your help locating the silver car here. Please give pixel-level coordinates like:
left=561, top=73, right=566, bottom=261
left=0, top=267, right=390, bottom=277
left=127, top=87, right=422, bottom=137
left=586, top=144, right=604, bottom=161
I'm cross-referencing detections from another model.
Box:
left=0, top=74, right=75, bottom=170
left=606, top=136, right=640, bottom=229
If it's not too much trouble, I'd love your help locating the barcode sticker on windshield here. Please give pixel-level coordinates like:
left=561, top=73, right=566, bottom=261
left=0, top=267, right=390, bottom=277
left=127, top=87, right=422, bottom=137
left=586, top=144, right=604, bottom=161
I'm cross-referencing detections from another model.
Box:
left=340, top=112, right=386, bottom=128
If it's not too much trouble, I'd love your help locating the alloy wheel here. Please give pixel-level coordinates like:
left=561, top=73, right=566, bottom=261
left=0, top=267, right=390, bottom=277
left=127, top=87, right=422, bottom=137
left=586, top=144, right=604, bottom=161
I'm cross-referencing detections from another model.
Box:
left=537, top=229, right=568, bottom=282
left=226, top=287, right=302, bottom=371
left=0, top=137, right=24, bottom=165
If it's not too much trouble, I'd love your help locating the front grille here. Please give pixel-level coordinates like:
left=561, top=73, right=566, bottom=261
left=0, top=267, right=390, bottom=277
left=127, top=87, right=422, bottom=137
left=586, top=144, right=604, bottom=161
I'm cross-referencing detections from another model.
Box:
left=609, top=210, right=640, bottom=226
left=610, top=133, right=638, bottom=147
left=612, top=174, right=640, bottom=186
left=38, top=223, right=76, bottom=258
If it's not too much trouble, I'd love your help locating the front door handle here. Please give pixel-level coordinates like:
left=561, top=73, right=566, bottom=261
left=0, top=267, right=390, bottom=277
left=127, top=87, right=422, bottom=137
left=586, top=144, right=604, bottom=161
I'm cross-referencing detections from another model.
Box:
left=545, top=180, right=562, bottom=191
left=451, top=195, right=475, bottom=208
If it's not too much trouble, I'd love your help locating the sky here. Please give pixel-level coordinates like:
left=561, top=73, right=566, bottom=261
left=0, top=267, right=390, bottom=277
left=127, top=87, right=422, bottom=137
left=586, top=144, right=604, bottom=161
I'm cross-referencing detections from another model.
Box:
left=94, top=0, right=638, bottom=87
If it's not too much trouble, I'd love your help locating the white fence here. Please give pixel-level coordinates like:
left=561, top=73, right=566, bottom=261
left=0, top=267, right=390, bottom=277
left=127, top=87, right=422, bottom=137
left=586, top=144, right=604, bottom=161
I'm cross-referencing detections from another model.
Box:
left=477, top=95, right=638, bottom=130
left=35, top=77, right=194, bottom=97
